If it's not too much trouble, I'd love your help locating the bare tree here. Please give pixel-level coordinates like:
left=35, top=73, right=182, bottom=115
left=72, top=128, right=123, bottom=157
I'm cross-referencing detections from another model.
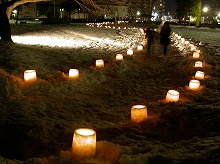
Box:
left=0, top=0, right=102, bottom=42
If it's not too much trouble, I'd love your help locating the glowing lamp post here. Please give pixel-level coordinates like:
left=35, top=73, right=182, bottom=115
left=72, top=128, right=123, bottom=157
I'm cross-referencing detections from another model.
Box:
left=193, top=52, right=200, bottom=58
left=195, top=71, right=205, bottom=80
left=166, top=90, right=180, bottom=102
left=72, top=128, right=96, bottom=158
left=115, top=54, right=123, bottom=61
left=131, top=105, right=148, bottom=123
left=195, top=61, right=203, bottom=67
left=127, top=49, right=133, bottom=55
left=137, top=45, right=143, bottom=51
left=24, top=70, right=37, bottom=83
left=69, top=69, right=79, bottom=79
left=96, top=59, right=104, bottom=68
left=189, top=80, right=200, bottom=90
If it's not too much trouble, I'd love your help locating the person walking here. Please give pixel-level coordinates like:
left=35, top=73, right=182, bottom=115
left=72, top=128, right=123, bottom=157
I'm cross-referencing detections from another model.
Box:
left=144, top=25, right=153, bottom=56
left=159, top=21, right=171, bottom=55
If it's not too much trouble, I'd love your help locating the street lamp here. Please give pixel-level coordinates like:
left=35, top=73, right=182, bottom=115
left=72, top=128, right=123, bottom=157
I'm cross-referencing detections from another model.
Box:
left=202, top=7, right=209, bottom=27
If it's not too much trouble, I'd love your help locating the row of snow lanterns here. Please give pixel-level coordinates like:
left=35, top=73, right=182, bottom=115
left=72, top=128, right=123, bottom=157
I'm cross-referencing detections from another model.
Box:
left=23, top=47, right=142, bottom=83
left=70, top=31, right=207, bottom=159
left=24, top=30, right=205, bottom=159
left=167, top=34, right=205, bottom=103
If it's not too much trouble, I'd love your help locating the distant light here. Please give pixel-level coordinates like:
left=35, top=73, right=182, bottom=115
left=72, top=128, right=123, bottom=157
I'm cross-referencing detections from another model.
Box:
left=137, top=11, right=141, bottom=16
left=203, top=7, right=208, bottom=13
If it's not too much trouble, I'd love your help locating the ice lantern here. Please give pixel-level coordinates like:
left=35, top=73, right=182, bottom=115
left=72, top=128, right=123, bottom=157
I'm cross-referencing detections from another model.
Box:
left=116, top=54, right=123, bottom=61
left=195, top=61, right=203, bottom=67
left=166, top=90, right=180, bottom=102
left=69, top=69, right=79, bottom=79
left=193, top=52, right=200, bottom=58
left=131, top=105, right=148, bottom=123
left=24, top=70, right=37, bottom=83
left=195, top=71, right=205, bottom=80
left=189, top=80, right=200, bottom=90
left=72, top=128, right=96, bottom=158
left=127, top=49, right=133, bottom=55
left=96, top=59, right=104, bottom=68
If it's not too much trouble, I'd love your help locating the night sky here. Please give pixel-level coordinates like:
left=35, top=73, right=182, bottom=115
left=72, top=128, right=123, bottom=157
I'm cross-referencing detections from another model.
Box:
left=165, top=0, right=177, bottom=16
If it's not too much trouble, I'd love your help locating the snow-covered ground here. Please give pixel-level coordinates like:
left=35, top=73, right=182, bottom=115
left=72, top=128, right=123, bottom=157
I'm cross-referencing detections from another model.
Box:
left=0, top=23, right=219, bottom=163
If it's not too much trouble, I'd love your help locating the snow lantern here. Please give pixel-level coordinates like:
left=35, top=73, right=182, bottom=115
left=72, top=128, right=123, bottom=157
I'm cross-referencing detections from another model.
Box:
left=24, top=70, right=37, bottom=83
left=69, top=69, right=79, bottom=79
left=72, top=128, right=96, bottom=158
left=116, top=54, right=123, bottom=61
left=127, top=49, right=133, bottom=55
left=195, top=61, right=203, bottom=67
left=181, top=38, right=185, bottom=43
left=96, top=59, right=104, bottom=68
left=131, top=105, right=148, bottom=123
left=191, top=46, right=196, bottom=51
left=185, top=41, right=190, bottom=46
left=166, top=90, right=180, bottom=102
left=196, top=49, right=201, bottom=54
left=137, top=45, right=143, bottom=51
left=195, top=71, right=205, bottom=80
left=189, top=80, right=200, bottom=90
left=193, top=52, right=200, bottom=58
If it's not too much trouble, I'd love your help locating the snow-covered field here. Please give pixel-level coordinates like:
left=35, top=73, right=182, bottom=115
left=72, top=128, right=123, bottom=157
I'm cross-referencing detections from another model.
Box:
left=0, top=23, right=219, bottom=163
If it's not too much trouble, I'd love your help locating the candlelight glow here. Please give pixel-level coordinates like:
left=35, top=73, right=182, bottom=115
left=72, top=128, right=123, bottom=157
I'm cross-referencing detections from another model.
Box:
left=193, top=52, right=200, bottom=58
left=24, top=70, right=37, bottom=83
left=115, top=54, right=123, bottom=61
left=195, top=61, right=203, bottom=67
left=12, top=33, right=125, bottom=48
left=185, top=41, right=190, bottom=45
left=96, top=59, right=104, bottom=68
left=191, top=46, right=196, bottom=51
left=131, top=105, right=148, bottom=123
left=69, top=69, right=79, bottom=79
left=72, top=128, right=96, bottom=158
left=189, top=80, right=200, bottom=90
left=166, top=90, right=180, bottom=102
left=195, top=71, right=205, bottom=80
left=137, top=45, right=143, bottom=51
left=127, top=49, right=134, bottom=55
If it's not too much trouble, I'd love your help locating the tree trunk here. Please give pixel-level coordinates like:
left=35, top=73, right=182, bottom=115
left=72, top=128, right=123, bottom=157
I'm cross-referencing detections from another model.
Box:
left=195, top=0, right=201, bottom=27
left=0, top=4, right=13, bottom=42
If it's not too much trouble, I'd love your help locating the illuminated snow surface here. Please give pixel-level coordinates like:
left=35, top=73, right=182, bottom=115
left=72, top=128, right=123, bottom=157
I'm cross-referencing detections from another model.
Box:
left=0, top=23, right=219, bottom=163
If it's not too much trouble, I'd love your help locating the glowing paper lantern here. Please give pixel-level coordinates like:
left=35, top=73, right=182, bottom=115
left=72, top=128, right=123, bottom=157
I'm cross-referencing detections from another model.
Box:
left=127, top=49, right=133, bottom=55
left=166, top=90, right=180, bottom=102
left=24, top=70, right=37, bottom=83
left=96, top=59, right=104, bottom=68
left=193, top=52, right=200, bottom=58
left=195, top=61, right=203, bottom=67
left=137, top=45, right=143, bottom=51
left=72, top=128, right=96, bottom=158
left=189, top=80, right=200, bottom=90
left=115, top=54, right=123, bottom=61
left=69, top=69, right=79, bottom=79
left=131, top=105, right=148, bottom=123
left=195, top=71, right=205, bottom=80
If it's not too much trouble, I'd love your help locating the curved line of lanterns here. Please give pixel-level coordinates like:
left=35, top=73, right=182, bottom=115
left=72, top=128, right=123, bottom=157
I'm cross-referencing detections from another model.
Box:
left=22, top=22, right=206, bottom=158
